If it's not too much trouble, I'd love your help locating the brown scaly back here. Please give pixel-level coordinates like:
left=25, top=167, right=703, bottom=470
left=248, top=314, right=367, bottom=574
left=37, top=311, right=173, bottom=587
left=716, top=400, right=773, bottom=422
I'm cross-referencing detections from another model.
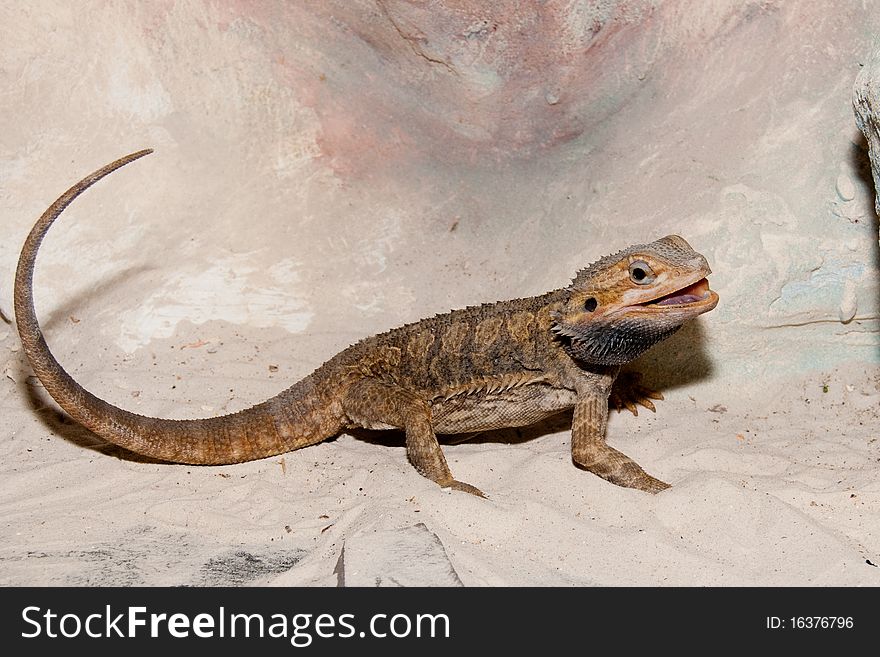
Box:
left=14, top=150, right=342, bottom=464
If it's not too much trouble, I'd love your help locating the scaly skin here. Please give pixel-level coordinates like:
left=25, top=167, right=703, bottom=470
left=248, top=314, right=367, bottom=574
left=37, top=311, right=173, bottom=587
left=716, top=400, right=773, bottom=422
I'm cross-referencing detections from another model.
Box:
left=15, top=150, right=719, bottom=496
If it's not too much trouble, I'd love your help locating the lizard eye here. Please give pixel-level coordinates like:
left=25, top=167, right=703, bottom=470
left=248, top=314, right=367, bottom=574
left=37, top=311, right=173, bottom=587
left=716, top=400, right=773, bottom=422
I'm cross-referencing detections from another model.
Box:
left=629, top=260, right=655, bottom=284
left=584, top=297, right=598, bottom=312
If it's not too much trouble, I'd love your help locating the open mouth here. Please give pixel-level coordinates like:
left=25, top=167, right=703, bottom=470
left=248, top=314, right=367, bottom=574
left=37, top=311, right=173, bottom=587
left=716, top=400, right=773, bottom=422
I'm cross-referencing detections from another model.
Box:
left=644, top=278, right=712, bottom=306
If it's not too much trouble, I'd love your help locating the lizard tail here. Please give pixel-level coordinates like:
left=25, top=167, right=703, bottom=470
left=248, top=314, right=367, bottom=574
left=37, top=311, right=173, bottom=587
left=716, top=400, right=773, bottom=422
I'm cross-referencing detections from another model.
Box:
left=14, top=150, right=343, bottom=465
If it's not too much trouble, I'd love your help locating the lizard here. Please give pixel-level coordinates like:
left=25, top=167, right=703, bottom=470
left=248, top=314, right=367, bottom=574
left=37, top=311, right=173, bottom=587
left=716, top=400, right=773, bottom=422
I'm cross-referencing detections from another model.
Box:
left=14, top=149, right=719, bottom=497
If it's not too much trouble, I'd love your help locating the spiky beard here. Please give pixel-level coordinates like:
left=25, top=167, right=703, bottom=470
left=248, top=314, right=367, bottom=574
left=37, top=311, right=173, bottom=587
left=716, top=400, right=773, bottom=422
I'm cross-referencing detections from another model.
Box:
left=551, top=316, right=682, bottom=366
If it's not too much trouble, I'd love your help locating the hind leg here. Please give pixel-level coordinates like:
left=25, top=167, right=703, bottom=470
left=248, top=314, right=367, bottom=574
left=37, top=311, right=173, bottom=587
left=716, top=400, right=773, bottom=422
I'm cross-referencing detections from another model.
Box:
left=342, top=378, right=485, bottom=497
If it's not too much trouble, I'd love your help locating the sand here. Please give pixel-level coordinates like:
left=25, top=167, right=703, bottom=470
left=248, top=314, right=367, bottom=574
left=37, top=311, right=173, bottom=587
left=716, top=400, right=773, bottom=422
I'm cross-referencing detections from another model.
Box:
left=1, top=1, right=879, bottom=586
left=2, top=323, right=878, bottom=585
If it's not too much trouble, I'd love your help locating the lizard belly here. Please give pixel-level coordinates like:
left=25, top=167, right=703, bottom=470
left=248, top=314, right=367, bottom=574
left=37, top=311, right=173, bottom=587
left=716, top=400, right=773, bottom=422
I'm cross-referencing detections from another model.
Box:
left=431, top=383, right=577, bottom=434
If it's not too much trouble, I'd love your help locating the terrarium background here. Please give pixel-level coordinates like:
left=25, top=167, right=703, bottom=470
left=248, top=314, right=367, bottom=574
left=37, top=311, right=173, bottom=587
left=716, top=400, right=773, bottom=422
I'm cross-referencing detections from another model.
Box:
left=0, top=1, right=877, bottom=586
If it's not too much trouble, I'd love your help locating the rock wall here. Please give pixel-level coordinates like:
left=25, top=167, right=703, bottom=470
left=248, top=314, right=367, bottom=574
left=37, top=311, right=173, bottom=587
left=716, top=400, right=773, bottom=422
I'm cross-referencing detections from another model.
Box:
left=1, top=1, right=878, bottom=400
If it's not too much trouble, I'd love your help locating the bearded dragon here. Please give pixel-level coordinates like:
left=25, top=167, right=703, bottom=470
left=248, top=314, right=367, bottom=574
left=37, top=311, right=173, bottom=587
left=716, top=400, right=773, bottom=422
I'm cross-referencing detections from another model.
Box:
left=14, top=150, right=718, bottom=496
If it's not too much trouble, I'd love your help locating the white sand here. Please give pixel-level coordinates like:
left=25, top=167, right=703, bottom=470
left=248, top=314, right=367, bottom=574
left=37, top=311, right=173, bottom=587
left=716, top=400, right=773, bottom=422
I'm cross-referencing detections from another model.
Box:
left=1, top=1, right=879, bottom=586
left=2, top=323, right=878, bottom=585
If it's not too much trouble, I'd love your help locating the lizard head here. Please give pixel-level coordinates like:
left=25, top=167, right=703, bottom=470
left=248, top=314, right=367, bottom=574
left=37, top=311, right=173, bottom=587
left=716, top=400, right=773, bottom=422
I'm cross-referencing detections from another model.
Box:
left=551, top=235, right=719, bottom=366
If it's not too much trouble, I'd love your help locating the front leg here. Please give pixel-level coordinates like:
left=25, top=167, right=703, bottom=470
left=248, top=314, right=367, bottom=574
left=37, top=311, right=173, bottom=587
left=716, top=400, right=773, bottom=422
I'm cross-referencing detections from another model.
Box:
left=342, top=378, right=485, bottom=497
left=571, top=393, right=670, bottom=493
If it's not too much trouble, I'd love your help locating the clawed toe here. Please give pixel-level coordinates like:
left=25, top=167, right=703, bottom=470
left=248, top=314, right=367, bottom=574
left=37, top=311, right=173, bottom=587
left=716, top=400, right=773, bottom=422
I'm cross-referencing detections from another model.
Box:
left=643, top=476, right=671, bottom=494
left=443, top=479, right=487, bottom=498
left=610, top=372, right=664, bottom=417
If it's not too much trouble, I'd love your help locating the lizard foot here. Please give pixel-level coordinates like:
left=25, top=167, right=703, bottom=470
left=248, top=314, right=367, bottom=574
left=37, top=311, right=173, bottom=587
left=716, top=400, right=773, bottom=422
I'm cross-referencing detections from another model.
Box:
left=610, top=371, right=663, bottom=417
left=442, top=479, right=487, bottom=498
left=633, top=473, right=671, bottom=494
left=575, top=459, right=671, bottom=494
left=573, top=443, right=671, bottom=494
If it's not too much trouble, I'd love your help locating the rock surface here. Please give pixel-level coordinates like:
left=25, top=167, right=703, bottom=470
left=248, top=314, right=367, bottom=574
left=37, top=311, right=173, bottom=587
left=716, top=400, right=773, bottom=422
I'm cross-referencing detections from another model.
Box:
left=336, top=523, right=462, bottom=587
left=854, top=46, right=880, bottom=220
